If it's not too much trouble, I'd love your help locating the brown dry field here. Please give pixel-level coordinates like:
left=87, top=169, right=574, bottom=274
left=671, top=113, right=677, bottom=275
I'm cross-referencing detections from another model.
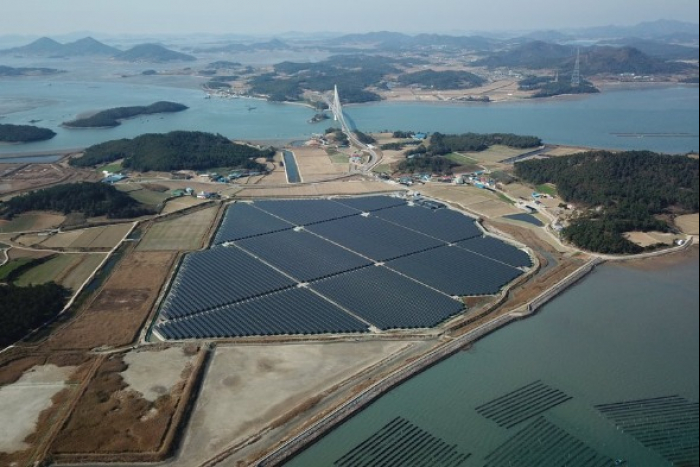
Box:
left=235, top=180, right=402, bottom=198
left=6, top=247, right=54, bottom=261
left=34, top=229, right=84, bottom=248
left=161, top=196, right=211, bottom=214
left=624, top=231, right=677, bottom=247
left=45, top=251, right=176, bottom=350
left=137, top=206, right=219, bottom=251
left=50, top=347, right=203, bottom=462
left=293, top=146, right=349, bottom=181
left=0, top=163, right=99, bottom=196
left=675, top=213, right=699, bottom=235
left=0, top=212, right=65, bottom=234
left=66, top=223, right=133, bottom=249
left=418, top=184, right=521, bottom=218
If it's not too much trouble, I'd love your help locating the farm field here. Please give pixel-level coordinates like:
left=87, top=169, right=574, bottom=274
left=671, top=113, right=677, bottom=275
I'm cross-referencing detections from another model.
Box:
left=137, top=206, right=218, bottom=251
left=293, top=147, right=349, bottom=181
left=418, top=184, right=522, bottom=218
left=675, top=213, right=699, bottom=235
left=0, top=163, right=99, bottom=196
left=15, top=253, right=106, bottom=291
left=0, top=213, right=65, bottom=234
left=50, top=347, right=205, bottom=463
left=236, top=180, right=401, bottom=198
left=160, top=196, right=210, bottom=214
left=45, top=251, right=177, bottom=350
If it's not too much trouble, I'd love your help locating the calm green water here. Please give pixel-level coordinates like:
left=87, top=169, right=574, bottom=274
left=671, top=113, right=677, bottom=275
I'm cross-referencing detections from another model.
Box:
left=1, top=77, right=697, bottom=154
left=286, top=255, right=699, bottom=466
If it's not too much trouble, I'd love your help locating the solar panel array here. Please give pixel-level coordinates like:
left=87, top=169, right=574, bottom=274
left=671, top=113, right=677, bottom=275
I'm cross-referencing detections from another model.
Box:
left=334, top=196, right=407, bottom=212
left=456, top=236, right=532, bottom=269
left=308, top=215, right=444, bottom=262
left=387, top=246, right=523, bottom=296
left=213, top=202, right=294, bottom=244
left=255, top=199, right=359, bottom=226
left=237, top=229, right=373, bottom=282
left=161, top=247, right=297, bottom=319
left=483, top=417, right=614, bottom=467
left=475, top=381, right=572, bottom=429
left=311, top=266, right=464, bottom=329
left=334, top=417, right=470, bottom=467
left=156, top=288, right=369, bottom=339
left=596, top=395, right=699, bottom=465
left=374, top=205, right=482, bottom=243
left=156, top=196, right=531, bottom=339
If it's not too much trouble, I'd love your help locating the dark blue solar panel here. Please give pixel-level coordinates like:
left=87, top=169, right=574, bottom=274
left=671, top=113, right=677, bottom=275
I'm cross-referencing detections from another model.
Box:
left=161, top=246, right=297, bottom=319
left=387, top=245, right=524, bottom=296
left=456, top=236, right=532, bottom=268
left=311, top=266, right=464, bottom=329
left=307, top=215, right=445, bottom=261
left=333, top=195, right=407, bottom=212
left=236, top=229, right=372, bottom=282
left=156, top=287, right=369, bottom=338
left=213, top=202, right=294, bottom=244
left=254, top=199, right=360, bottom=226
left=374, top=205, right=482, bottom=243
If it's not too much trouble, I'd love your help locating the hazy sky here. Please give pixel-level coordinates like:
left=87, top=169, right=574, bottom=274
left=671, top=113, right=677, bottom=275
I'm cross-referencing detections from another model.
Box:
left=2, top=0, right=698, bottom=36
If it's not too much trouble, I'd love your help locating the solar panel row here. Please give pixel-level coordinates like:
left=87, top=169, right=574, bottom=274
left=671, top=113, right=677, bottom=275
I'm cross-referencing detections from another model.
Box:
left=213, top=202, right=294, bottom=244
left=387, top=246, right=523, bottom=296
left=157, top=287, right=369, bottom=339
left=310, top=266, right=464, bottom=330
left=161, top=246, right=297, bottom=319
left=333, top=195, right=408, bottom=212
left=255, top=199, right=360, bottom=226
left=456, top=236, right=532, bottom=269
left=236, top=229, right=373, bottom=282
left=307, top=215, right=445, bottom=262
left=374, top=204, right=482, bottom=243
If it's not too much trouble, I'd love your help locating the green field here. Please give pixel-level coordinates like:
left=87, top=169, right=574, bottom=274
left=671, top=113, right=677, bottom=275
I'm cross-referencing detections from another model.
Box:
left=536, top=184, right=558, bottom=196
left=446, top=153, right=479, bottom=165
left=98, top=160, right=124, bottom=173
left=15, top=254, right=78, bottom=286
left=0, top=258, right=34, bottom=281
left=120, top=187, right=171, bottom=207
left=497, top=192, right=516, bottom=205
left=329, top=154, right=350, bottom=164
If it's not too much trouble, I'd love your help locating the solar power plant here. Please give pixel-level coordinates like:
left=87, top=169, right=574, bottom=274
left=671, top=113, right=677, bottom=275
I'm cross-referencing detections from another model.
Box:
left=333, top=195, right=408, bottom=212
left=456, top=236, right=532, bottom=269
left=483, top=417, right=614, bottom=467
left=596, top=395, right=699, bottom=465
left=307, top=215, right=445, bottom=262
left=310, top=266, right=464, bottom=329
left=160, top=246, right=297, bottom=319
left=156, top=288, right=369, bottom=339
left=334, top=417, right=470, bottom=467
left=236, top=229, right=373, bottom=282
left=386, top=245, right=524, bottom=296
left=254, top=199, right=360, bottom=226
left=373, top=204, right=483, bottom=243
left=475, top=381, right=573, bottom=429
left=212, top=202, right=294, bottom=244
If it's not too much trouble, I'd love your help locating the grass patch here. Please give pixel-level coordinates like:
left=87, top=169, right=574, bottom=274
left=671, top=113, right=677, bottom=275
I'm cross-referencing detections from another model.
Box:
left=0, top=258, right=34, bottom=281
left=497, top=192, right=516, bottom=205
left=15, top=254, right=79, bottom=287
left=329, top=154, right=350, bottom=164
left=372, top=164, right=393, bottom=174
left=536, top=183, right=558, bottom=197
left=121, top=187, right=170, bottom=207
left=446, top=153, right=479, bottom=165
left=98, top=160, right=124, bottom=174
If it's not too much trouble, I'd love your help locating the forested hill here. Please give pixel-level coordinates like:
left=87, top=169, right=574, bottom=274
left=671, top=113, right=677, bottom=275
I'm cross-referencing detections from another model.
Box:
left=0, top=123, right=56, bottom=143
left=69, top=131, right=273, bottom=172
left=63, top=101, right=188, bottom=128
left=0, top=182, right=154, bottom=219
left=515, top=151, right=699, bottom=254
left=0, top=283, right=69, bottom=347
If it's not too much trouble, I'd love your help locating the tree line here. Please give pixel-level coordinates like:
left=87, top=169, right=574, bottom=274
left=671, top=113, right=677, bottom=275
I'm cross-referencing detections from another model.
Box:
left=515, top=150, right=699, bottom=254
left=1, top=182, right=155, bottom=219
left=0, top=283, right=69, bottom=346
left=69, top=131, right=273, bottom=172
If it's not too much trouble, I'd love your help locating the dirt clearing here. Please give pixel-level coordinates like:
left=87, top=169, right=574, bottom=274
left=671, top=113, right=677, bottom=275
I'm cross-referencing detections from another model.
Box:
left=675, top=213, right=699, bottom=235
left=172, top=341, right=415, bottom=466
left=0, top=212, right=65, bottom=233
left=122, top=347, right=196, bottom=402
left=0, top=364, right=76, bottom=453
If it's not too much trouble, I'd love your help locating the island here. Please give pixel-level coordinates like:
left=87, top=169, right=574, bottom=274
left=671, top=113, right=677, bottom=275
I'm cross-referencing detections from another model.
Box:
left=63, top=101, right=189, bottom=128
left=0, top=123, right=57, bottom=143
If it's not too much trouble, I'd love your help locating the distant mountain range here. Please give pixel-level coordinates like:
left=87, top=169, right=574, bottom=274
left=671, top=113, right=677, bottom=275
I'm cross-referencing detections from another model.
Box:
left=0, top=37, right=196, bottom=62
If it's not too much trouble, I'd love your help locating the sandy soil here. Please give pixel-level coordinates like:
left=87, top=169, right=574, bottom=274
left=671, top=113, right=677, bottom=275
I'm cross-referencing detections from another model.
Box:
left=122, top=348, right=195, bottom=402
left=172, top=341, right=414, bottom=466
left=0, top=364, right=76, bottom=453
left=675, top=213, right=699, bottom=235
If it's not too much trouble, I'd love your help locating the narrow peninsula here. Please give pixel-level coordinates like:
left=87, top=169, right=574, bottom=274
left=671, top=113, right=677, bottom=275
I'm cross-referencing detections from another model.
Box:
left=63, top=101, right=188, bottom=128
